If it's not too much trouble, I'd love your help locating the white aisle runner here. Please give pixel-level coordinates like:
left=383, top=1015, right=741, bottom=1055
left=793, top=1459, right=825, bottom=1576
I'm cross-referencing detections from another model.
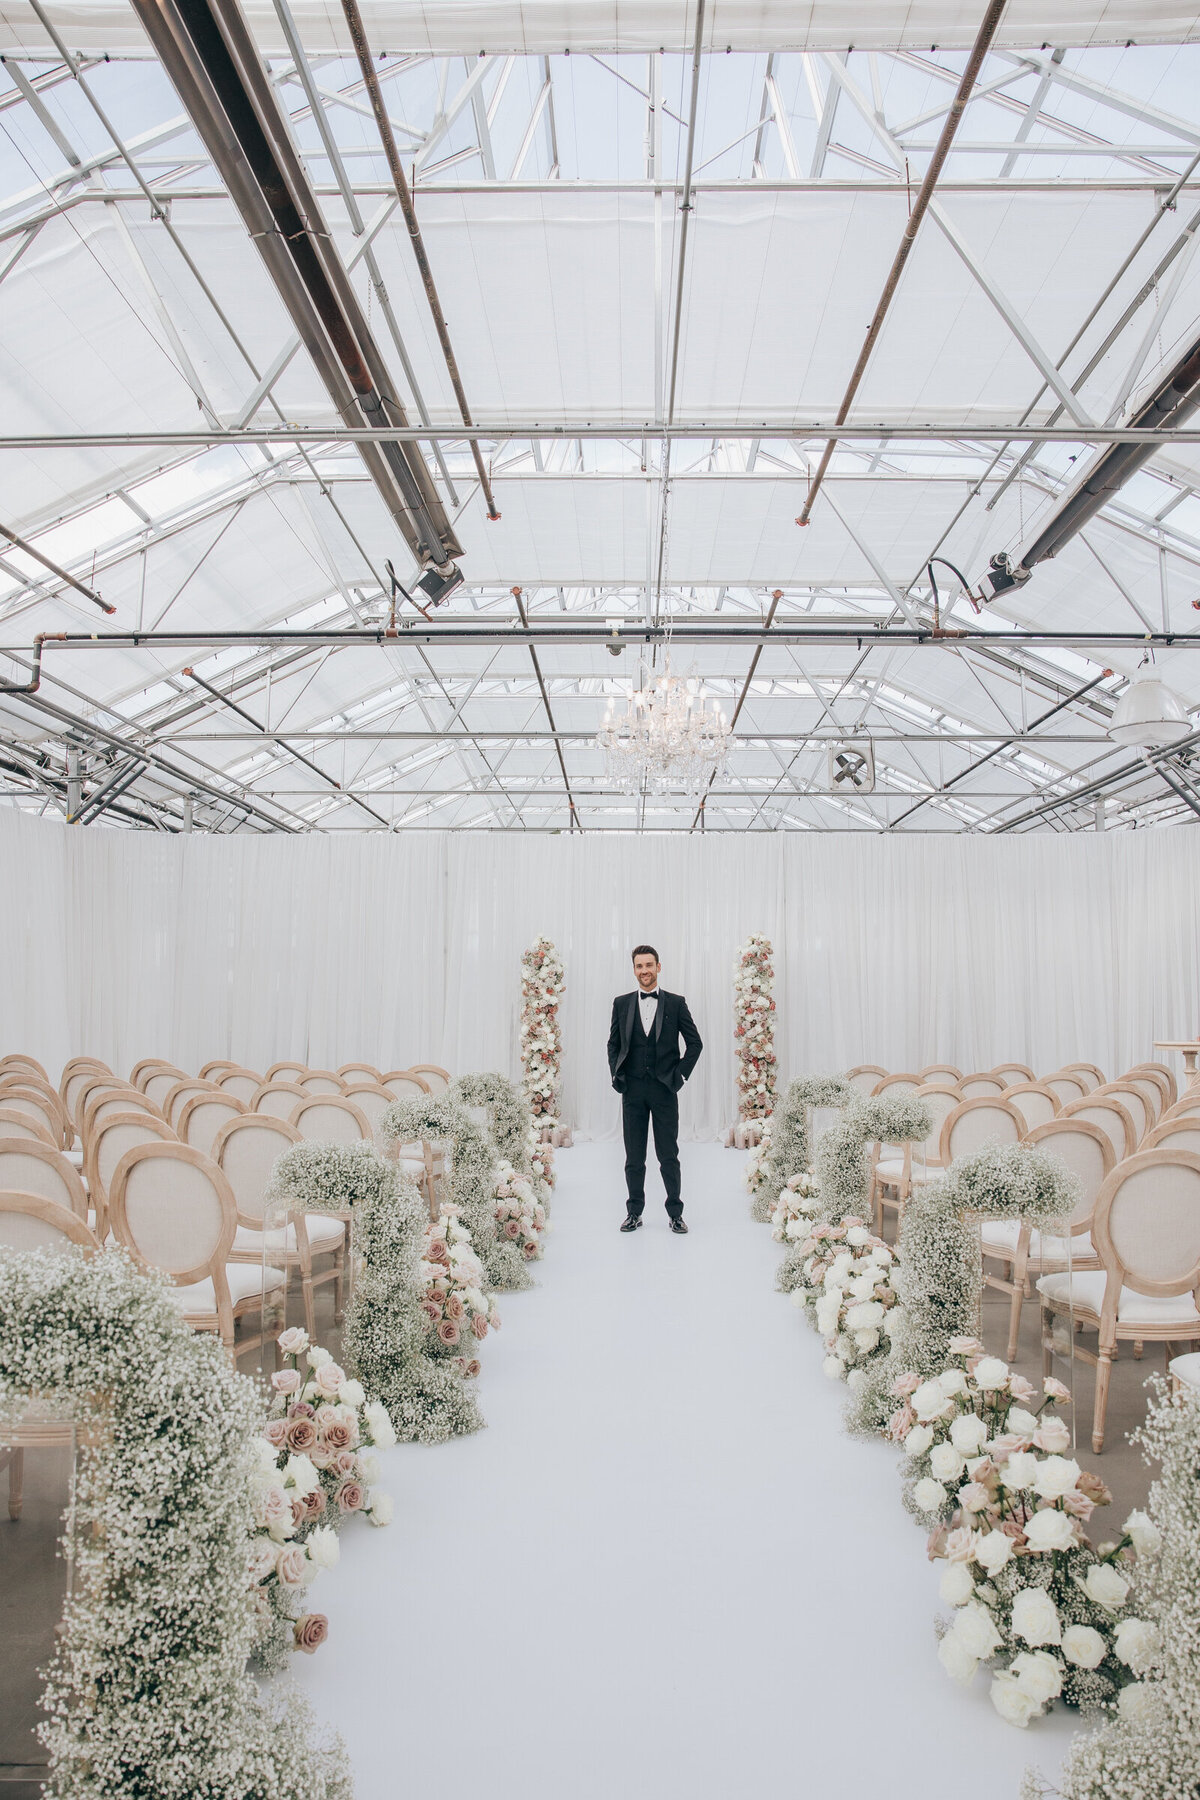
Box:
left=293, top=1144, right=1076, bottom=1799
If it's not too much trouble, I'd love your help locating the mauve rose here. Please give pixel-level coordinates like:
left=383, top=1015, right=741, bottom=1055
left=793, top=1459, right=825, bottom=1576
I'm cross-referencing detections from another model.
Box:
left=290, top=1498, right=307, bottom=1528
left=263, top=1419, right=288, bottom=1450
left=321, top=1419, right=353, bottom=1451
left=303, top=1487, right=326, bottom=1522
left=446, top=1291, right=465, bottom=1320
left=287, top=1400, right=315, bottom=1421
left=990, top=1434, right=1028, bottom=1461
left=271, top=1368, right=301, bottom=1395
left=944, top=1526, right=981, bottom=1563
left=471, top=1313, right=488, bottom=1340
left=259, top=1485, right=290, bottom=1529
left=314, top=1362, right=346, bottom=1396
left=466, top=1358, right=481, bottom=1378
left=275, top=1544, right=308, bottom=1587
left=1078, top=1470, right=1112, bottom=1507
left=504, top=1219, right=521, bottom=1240
left=293, top=1613, right=328, bottom=1654
left=1044, top=1377, right=1071, bottom=1401
left=523, top=1241, right=538, bottom=1259
left=490, top=1311, right=501, bottom=1330
left=437, top=1318, right=461, bottom=1346
left=926, top=1524, right=949, bottom=1561
left=278, top=1326, right=308, bottom=1355
left=1062, top=1491, right=1096, bottom=1521
left=334, top=1448, right=356, bottom=1475
left=422, top=1301, right=441, bottom=1323
left=309, top=1446, right=333, bottom=1470
left=336, top=1479, right=365, bottom=1512
left=286, top=1417, right=317, bottom=1453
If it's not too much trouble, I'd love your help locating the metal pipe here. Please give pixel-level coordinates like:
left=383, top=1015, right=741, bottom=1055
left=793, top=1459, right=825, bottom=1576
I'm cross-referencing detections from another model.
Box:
left=8, top=424, right=1200, bottom=447
left=11, top=625, right=1194, bottom=650
left=994, top=728, right=1200, bottom=830
left=0, top=633, right=63, bottom=693
left=0, top=526, right=113, bottom=614
left=510, top=588, right=580, bottom=829
left=72, top=756, right=149, bottom=825
left=796, top=0, right=1010, bottom=525
left=339, top=0, right=500, bottom=521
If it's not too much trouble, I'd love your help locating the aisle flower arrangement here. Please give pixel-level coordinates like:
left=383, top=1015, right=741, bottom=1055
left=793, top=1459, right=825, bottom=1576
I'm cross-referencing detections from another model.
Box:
left=420, top=1205, right=501, bottom=1371
left=732, top=934, right=777, bottom=1128
left=783, top=1217, right=901, bottom=1387
left=452, top=1069, right=557, bottom=1215
left=768, top=1168, right=820, bottom=1245
left=889, top=1347, right=1146, bottom=1725
left=752, top=1076, right=840, bottom=1222
left=520, top=936, right=566, bottom=1135
left=268, top=1139, right=483, bottom=1441
left=529, top=1132, right=556, bottom=1207
left=815, top=1092, right=932, bottom=1226
left=383, top=1093, right=531, bottom=1291
left=743, top=1116, right=775, bottom=1213
left=494, top=1160, right=548, bottom=1262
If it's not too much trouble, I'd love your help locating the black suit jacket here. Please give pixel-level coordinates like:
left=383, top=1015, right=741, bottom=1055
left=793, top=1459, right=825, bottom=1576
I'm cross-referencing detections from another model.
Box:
left=608, top=989, right=703, bottom=1094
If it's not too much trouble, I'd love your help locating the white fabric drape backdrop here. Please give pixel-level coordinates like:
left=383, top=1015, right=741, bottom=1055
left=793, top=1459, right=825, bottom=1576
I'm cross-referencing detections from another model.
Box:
left=2, top=810, right=1197, bottom=1139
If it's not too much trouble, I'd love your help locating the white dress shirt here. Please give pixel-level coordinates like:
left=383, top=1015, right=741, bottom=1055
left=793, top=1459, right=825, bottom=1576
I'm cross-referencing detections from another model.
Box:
left=638, top=987, right=660, bottom=1036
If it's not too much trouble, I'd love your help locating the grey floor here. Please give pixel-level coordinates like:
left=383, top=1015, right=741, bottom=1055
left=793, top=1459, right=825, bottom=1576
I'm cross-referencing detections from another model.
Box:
left=0, top=1172, right=1170, bottom=1794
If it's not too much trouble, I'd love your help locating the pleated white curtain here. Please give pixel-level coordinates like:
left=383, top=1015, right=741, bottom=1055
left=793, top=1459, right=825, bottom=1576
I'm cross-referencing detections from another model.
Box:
left=2, top=810, right=1197, bottom=1140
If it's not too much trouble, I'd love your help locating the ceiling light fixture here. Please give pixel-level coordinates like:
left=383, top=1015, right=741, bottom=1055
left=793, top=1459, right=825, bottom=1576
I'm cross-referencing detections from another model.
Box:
left=1108, top=665, right=1192, bottom=750
left=597, top=660, right=730, bottom=793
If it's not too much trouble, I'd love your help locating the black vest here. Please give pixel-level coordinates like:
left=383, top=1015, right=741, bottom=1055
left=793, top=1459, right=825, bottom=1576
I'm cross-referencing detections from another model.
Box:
left=627, top=997, right=657, bottom=1079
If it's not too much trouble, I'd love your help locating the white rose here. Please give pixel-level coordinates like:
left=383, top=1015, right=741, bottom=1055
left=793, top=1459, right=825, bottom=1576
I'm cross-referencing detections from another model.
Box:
left=853, top=1328, right=880, bottom=1354
left=253, top=1437, right=280, bottom=1471
left=1117, top=1683, right=1164, bottom=1726
left=845, top=1226, right=871, bottom=1247
left=913, top=1476, right=949, bottom=1513
left=1001, top=1451, right=1040, bottom=1489
left=846, top=1368, right=866, bottom=1392
left=358, top=1452, right=381, bottom=1485
left=937, top=1631, right=979, bottom=1686
left=938, top=1369, right=969, bottom=1396
left=367, top=1489, right=394, bottom=1526
left=1011, top=1587, right=1062, bottom=1647
left=785, top=1219, right=806, bottom=1241
left=846, top=1300, right=885, bottom=1332
left=1005, top=1406, right=1040, bottom=1436
left=337, top=1378, right=366, bottom=1408
left=364, top=1400, right=396, bottom=1448
left=789, top=1289, right=806, bottom=1310
left=990, top=1670, right=1040, bottom=1728
left=913, top=1380, right=952, bottom=1422
left=1035, top=1416, right=1073, bottom=1453
left=939, top=1562, right=975, bottom=1607
left=953, top=1600, right=1003, bottom=1661
left=1123, top=1511, right=1162, bottom=1559
left=305, top=1524, right=341, bottom=1570
left=1082, top=1562, right=1130, bottom=1610
left=1112, top=1617, right=1161, bottom=1674
left=905, top=1423, right=934, bottom=1457
left=973, top=1357, right=1010, bottom=1390
left=1062, top=1625, right=1108, bottom=1670
left=930, top=1443, right=966, bottom=1483
left=282, top=1452, right=320, bottom=1498
left=949, top=1414, right=989, bottom=1455
left=307, top=1345, right=333, bottom=1369
left=974, top=1531, right=1014, bottom=1576
left=816, top=1301, right=841, bottom=1336
left=1031, top=1456, right=1082, bottom=1501
left=1009, top=1650, right=1064, bottom=1706
left=822, top=1355, right=845, bottom=1380
left=1023, top=1509, right=1077, bottom=1554
left=848, top=1273, right=878, bottom=1302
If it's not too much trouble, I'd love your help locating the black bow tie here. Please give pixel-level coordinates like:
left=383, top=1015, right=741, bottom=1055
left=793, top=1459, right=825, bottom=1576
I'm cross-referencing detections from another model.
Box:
left=641, top=992, right=660, bottom=1003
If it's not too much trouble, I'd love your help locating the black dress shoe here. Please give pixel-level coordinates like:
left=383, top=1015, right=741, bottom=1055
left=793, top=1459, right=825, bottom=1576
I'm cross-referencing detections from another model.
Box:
left=669, top=1217, right=689, bottom=1234
left=620, top=1212, right=643, bottom=1232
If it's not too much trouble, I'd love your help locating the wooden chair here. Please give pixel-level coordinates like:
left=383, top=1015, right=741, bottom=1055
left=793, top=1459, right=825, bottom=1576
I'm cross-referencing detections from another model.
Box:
left=1037, top=1148, right=1200, bottom=1451
left=409, top=1064, right=451, bottom=1095
left=266, top=1061, right=309, bottom=1083
left=130, top=1058, right=180, bottom=1087
left=72, top=1074, right=138, bottom=1135
left=342, top=1082, right=396, bottom=1143
left=959, top=1073, right=1008, bottom=1100
left=0, top=1084, right=70, bottom=1149
left=1097, top=1082, right=1153, bottom=1146
left=215, top=1115, right=346, bottom=1339
left=1002, top=1081, right=1061, bottom=1133
left=871, top=1072, right=921, bottom=1097
left=338, top=1061, right=382, bottom=1084
left=289, top=1096, right=372, bottom=1144
left=991, top=1062, right=1035, bottom=1084
left=108, top=1141, right=285, bottom=1364
left=59, top=1057, right=111, bottom=1107
left=1162, top=1095, right=1200, bottom=1126
left=214, top=1067, right=263, bottom=1106
left=81, top=1088, right=163, bottom=1150
left=0, top=1106, right=55, bottom=1148
left=141, top=1067, right=187, bottom=1107
left=0, top=1140, right=88, bottom=1222
left=844, top=1064, right=887, bottom=1097
left=198, top=1059, right=239, bottom=1080
left=939, top=1096, right=1026, bottom=1164
left=874, top=1083, right=959, bottom=1232
left=178, top=1091, right=248, bottom=1157
left=0, top=1193, right=99, bottom=1520
left=381, top=1070, right=432, bottom=1100
left=1061, top=1062, right=1106, bottom=1092
left=1122, top=1070, right=1171, bottom=1123
left=85, top=1111, right=178, bottom=1240
left=982, top=1117, right=1113, bottom=1360
left=1129, top=1061, right=1178, bottom=1107
left=252, top=1081, right=310, bottom=1121
left=297, top=1070, right=345, bottom=1096
left=163, top=1079, right=221, bottom=1131
left=0, top=1055, right=49, bottom=1082
left=1041, top=1071, right=1089, bottom=1108
left=1061, top=1093, right=1138, bottom=1163
left=1146, top=1118, right=1200, bottom=1155
left=917, top=1064, right=962, bottom=1084
left=1170, top=1351, right=1200, bottom=1394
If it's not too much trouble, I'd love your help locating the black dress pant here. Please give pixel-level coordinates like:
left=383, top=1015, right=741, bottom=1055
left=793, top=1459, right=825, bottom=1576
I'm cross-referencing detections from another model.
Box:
left=622, top=1076, right=682, bottom=1218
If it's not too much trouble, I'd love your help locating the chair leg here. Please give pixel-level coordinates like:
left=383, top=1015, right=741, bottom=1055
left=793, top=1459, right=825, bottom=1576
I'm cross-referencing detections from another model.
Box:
left=1006, top=1279, right=1024, bottom=1364
left=8, top=1447, right=24, bottom=1521
left=333, top=1247, right=345, bottom=1326
left=1093, top=1346, right=1114, bottom=1454
left=302, top=1272, right=317, bottom=1341
left=1041, top=1306, right=1053, bottom=1380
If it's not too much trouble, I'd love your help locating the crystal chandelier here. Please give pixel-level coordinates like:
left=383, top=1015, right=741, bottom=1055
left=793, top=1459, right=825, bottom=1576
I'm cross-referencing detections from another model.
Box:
left=597, top=661, right=731, bottom=794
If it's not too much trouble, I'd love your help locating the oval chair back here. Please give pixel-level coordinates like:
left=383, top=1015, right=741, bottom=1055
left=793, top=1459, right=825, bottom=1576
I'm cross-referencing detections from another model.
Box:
left=178, top=1092, right=248, bottom=1157
left=266, top=1061, right=309, bottom=1083
left=991, top=1062, right=1035, bottom=1084
left=1042, top=1071, right=1089, bottom=1108
left=141, top=1068, right=186, bottom=1107
left=381, top=1070, right=431, bottom=1100
left=0, top=1086, right=69, bottom=1148
left=338, top=1062, right=382, bottom=1085
left=1061, top=1095, right=1137, bottom=1163
left=0, top=1191, right=98, bottom=1255
left=198, top=1060, right=239, bottom=1081
left=0, top=1055, right=48, bottom=1082
left=0, top=1140, right=87, bottom=1221
left=871, top=1072, right=920, bottom=1097
left=252, top=1081, right=309, bottom=1121
left=298, top=1070, right=345, bottom=1096
left=409, top=1065, right=450, bottom=1094
left=1145, top=1118, right=1200, bottom=1156
left=1097, top=1083, right=1152, bottom=1145
left=341, top=1083, right=394, bottom=1141
left=290, top=1096, right=372, bottom=1144
left=81, top=1088, right=162, bottom=1148
left=215, top=1068, right=263, bottom=1106
left=86, top=1112, right=178, bottom=1237
left=131, top=1059, right=180, bottom=1088
left=940, top=1097, right=1025, bottom=1164
left=958, top=1074, right=1007, bottom=1100
left=1061, top=1062, right=1105, bottom=1092
left=1003, top=1082, right=1061, bottom=1133
left=844, top=1065, right=886, bottom=1096
left=0, top=1106, right=55, bottom=1148
left=917, top=1064, right=962, bottom=1085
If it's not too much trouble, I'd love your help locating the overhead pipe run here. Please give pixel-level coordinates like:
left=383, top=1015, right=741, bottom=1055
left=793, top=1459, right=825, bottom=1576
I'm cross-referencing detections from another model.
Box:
left=127, top=0, right=461, bottom=579
left=0, top=527, right=113, bottom=614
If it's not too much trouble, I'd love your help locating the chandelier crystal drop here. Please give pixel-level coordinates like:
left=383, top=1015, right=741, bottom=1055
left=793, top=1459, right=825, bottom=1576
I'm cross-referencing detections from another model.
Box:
left=597, top=661, right=731, bottom=794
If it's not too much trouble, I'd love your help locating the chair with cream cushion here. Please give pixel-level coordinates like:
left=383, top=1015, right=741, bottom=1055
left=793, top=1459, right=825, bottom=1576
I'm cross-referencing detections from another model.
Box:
left=874, top=1084, right=959, bottom=1232
left=1097, top=1082, right=1152, bottom=1145
left=1042, top=1072, right=1089, bottom=1108
left=1146, top=1118, right=1200, bottom=1156
left=141, top=1068, right=186, bottom=1107
left=298, top=1070, right=345, bottom=1096
left=214, top=1115, right=346, bottom=1338
left=131, top=1058, right=179, bottom=1088
left=0, top=1086, right=69, bottom=1150
left=338, top=1062, right=382, bottom=1084
left=959, top=1074, right=1008, bottom=1100
left=939, top=1097, right=1026, bottom=1164
left=844, top=1065, right=887, bottom=1097
left=871, top=1072, right=920, bottom=1097
left=289, top=1096, right=372, bottom=1144
left=0, top=1055, right=49, bottom=1082
left=73, top=1075, right=137, bottom=1136
left=60, top=1057, right=110, bottom=1108
left=982, top=1117, right=1112, bottom=1360
left=1061, top=1062, right=1106, bottom=1092
left=1037, top=1148, right=1200, bottom=1451
left=0, top=1193, right=99, bottom=1520
left=991, top=1062, right=1035, bottom=1084
left=108, top=1141, right=284, bottom=1363
left=917, top=1064, right=962, bottom=1085
left=178, top=1092, right=247, bottom=1157
left=163, top=1080, right=221, bottom=1131
left=253, top=1081, right=309, bottom=1120
left=199, top=1059, right=239, bottom=1081
left=342, top=1083, right=396, bottom=1143
left=1163, top=1095, right=1200, bottom=1125
left=0, top=1107, right=55, bottom=1148
left=215, top=1068, right=263, bottom=1106
left=381, top=1070, right=431, bottom=1100
left=1121, top=1070, right=1170, bottom=1123
left=1002, top=1082, right=1061, bottom=1133
left=410, top=1065, right=451, bottom=1094
left=1061, top=1094, right=1138, bottom=1163
left=1131, top=1061, right=1177, bottom=1107
left=1170, top=1351, right=1200, bottom=1393
left=0, top=1140, right=88, bottom=1222
left=86, top=1111, right=178, bottom=1240
left=81, top=1088, right=163, bottom=1149
left=266, top=1061, right=309, bottom=1082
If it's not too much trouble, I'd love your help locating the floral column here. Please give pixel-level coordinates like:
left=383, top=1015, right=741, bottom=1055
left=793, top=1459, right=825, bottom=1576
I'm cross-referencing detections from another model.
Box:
left=520, top=936, right=569, bottom=1145
left=729, top=933, right=777, bottom=1147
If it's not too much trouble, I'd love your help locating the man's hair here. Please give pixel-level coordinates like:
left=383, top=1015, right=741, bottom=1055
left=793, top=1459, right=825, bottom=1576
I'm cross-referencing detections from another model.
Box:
left=631, top=944, right=659, bottom=964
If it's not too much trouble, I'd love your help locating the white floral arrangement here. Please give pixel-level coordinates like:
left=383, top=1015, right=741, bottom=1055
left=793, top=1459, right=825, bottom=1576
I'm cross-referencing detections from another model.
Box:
left=849, top=1142, right=1078, bottom=1439
left=752, top=1076, right=837, bottom=1223
left=0, top=1247, right=349, bottom=1800
left=383, top=1092, right=531, bottom=1292
left=1024, top=1378, right=1197, bottom=1800
left=769, top=1168, right=820, bottom=1244
left=528, top=1131, right=556, bottom=1206
left=520, top=936, right=565, bottom=1130
left=743, top=1116, right=775, bottom=1208
left=270, top=1139, right=483, bottom=1442
left=419, top=1205, right=501, bottom=1373
left=494, top=1159, right=548, bottom=1263
left=452, top=1071, right=556, bottom=1218
left=888, top=1345, right=1148, bottom=1727
left=783, top=1216, right=901, bottom=1387
left=816, top=1093, right=933, bottom=1226
left=733, top=934, right=777, bottom=1122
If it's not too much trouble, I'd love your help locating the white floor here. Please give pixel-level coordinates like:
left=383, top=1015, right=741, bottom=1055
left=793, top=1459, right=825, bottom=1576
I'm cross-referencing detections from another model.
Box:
left=292, top=1144, right=1078, bottom=1799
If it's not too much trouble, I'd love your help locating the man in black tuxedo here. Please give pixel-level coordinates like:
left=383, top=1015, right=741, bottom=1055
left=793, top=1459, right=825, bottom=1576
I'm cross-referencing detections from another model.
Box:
left=607, top=945, right=703, bottom=1234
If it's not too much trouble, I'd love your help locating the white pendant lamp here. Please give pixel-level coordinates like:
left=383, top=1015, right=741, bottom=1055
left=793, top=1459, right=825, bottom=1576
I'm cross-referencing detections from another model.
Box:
left=1108, top=669, right=1191, bottom=749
